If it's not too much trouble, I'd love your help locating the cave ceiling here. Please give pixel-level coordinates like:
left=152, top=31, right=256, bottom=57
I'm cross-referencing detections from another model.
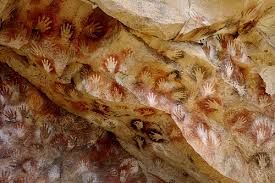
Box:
left=0, top=0, right=275, bottom=182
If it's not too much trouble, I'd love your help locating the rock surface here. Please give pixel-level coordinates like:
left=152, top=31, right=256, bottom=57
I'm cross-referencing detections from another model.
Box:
left=260, top=66, right=275, bottom=95
left=0, top=0, right=275, bottom=183
left=0, top=63, right=170, bottom=183
left=88, top=0, right=186, bottom=40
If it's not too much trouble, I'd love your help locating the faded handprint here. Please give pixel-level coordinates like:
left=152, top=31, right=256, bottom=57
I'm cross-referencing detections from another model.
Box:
left=165, top=50, right=185, bottom=60
left=60, top=23, right=73, bottom=41
left=225, top=62, right=234, bottom=78
left=201, top=82, right=215, bottom=97
left=42, top=59, right=53, bottom=73
left=105, top=56, right=117, bottom=73
left=147, top=92, right=157, bottom=106
left=197, top=123, right=208, bottom=145
left=36, top=16, right=52, bottom=33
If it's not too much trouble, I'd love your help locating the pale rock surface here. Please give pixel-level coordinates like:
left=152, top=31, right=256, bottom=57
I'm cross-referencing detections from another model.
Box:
left=260, top=66, right=275, bottom=96
left=88, top=0, right=186, bottom=40
left=84, top=0, right=275, bottom=41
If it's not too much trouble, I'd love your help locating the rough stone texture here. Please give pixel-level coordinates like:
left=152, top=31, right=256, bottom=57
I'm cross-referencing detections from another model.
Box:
left=260, top=66, right=275, bottom=95
left=0, top=0, right=275, bottom=183
left=84, top=0, right=275, bottom=41
left=86, top=0, right=244, bottom=39
left=88, top=0, right=186, bottom=40
left=0, top=1, right=233, bottom=183
left=0, top=63, right=166, bottom=183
